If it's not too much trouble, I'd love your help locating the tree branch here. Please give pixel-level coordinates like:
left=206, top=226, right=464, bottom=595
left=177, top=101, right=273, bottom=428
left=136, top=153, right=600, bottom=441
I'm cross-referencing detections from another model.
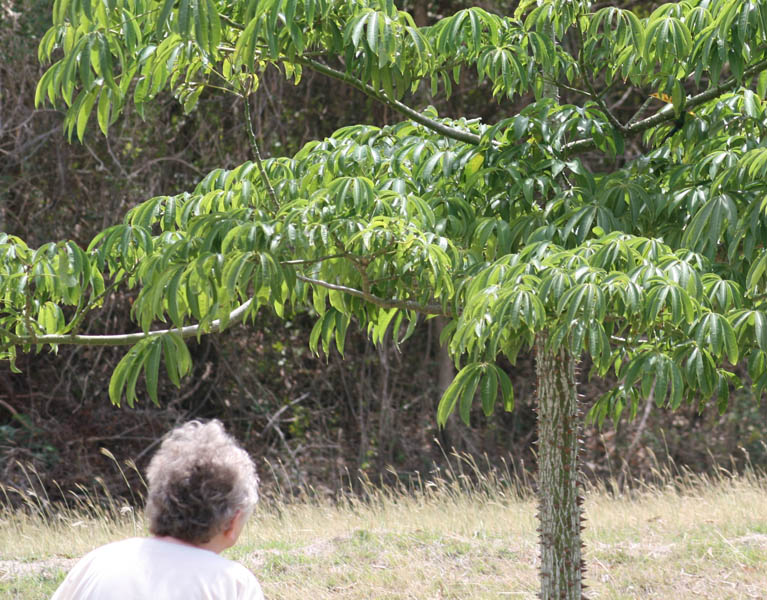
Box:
left=296, top=274, right=448, bottom=316
left=220, top=12, right=480, bottom=146
left=563, top=56, right=767, bottom=156
left=4, top=271, right=450, bottom=349
left=8, top=300, right=253, bottom=347
left=296, top=57, right=481, bottom=146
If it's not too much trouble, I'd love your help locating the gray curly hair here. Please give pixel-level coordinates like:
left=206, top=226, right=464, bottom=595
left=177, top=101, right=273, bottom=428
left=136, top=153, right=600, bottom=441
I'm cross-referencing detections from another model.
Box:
left=145, top=420, right=259, bottom=544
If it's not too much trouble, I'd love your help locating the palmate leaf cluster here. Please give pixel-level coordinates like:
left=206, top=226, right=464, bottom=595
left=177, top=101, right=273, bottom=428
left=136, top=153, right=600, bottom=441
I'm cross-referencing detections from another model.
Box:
left=8, top=0, right=767, bottom=422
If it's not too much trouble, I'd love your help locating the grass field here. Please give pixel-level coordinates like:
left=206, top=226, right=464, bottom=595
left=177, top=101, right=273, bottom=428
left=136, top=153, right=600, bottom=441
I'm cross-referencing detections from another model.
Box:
left=1, top=459, right=765, bottom=599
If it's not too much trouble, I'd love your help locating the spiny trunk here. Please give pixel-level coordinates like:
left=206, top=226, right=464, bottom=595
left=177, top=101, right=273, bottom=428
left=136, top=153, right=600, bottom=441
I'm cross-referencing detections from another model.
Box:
left=535, top=332, right=585, bottom=600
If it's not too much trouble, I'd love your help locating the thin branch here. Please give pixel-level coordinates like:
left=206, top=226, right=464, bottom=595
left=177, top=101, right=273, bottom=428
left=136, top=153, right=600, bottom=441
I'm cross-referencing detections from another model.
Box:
left=625, top=95, right=654, bottom=127
left=281, top=253, right=348, bottom=265
left=585, top=76, right=627, bottom=134
left=9, top=300, right=253, bottom=347
left=0, top=398, right=18, bottom=416
left=545, top=78, right=592, bottom=98
left=219, top=12, right=244, bottom=30
left=617, top=378, right=655, bottom=491
left=296, top=274, right=448, bottom=316
left=576, top=22, right=627, bottom=134
left=129, top=156, right=204, bottom=177
left=297, top=57, right=482, bottom=146
left=243, top=85, right=280, bottom=210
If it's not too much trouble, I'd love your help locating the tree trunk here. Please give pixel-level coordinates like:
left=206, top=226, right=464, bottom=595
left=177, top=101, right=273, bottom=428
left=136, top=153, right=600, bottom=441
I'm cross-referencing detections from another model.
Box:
left=535, top=332, right=585, bottom=600
left=376, top=339, right=394, bottom=464
left=412, top=2, right=428, bottom=27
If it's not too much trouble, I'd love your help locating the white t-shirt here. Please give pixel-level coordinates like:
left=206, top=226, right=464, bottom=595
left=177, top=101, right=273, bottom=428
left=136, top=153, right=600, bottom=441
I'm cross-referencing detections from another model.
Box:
left=51, top=537, right=264, bottom=600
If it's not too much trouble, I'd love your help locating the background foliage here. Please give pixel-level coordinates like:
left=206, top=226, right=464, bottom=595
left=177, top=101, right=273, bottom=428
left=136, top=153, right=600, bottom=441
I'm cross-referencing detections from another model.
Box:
left=1, top=0, right=766, bottom=500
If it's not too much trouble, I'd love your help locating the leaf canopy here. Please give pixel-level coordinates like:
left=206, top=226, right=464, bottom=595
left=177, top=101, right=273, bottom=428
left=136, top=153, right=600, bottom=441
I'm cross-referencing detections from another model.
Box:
left=9, top=0, right=767, bottom=417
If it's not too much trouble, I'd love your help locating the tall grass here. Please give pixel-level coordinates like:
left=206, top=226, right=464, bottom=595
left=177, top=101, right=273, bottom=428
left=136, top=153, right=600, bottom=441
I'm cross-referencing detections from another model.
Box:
left=2, top=450, right=766, bottom=599
left=0, top=456, right=144, bottom=562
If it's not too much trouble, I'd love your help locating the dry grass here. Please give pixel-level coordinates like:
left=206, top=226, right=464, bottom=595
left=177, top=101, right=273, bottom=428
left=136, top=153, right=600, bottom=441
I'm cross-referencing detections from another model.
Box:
left=1, top=456, right=766, bottom=600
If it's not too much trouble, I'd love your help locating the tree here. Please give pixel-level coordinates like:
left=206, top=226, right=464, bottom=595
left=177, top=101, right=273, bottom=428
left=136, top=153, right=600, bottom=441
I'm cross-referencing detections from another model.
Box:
left=4, top=0, right=767, bottom=597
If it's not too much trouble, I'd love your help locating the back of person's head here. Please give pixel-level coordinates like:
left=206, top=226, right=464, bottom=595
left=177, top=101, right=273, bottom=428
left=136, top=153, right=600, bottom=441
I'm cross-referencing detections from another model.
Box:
left=145, top=420, right=258, bottom=545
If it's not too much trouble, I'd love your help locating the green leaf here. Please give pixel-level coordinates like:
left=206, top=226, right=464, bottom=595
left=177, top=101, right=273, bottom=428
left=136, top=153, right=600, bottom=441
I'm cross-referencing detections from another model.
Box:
left=170, top=333, right=192, bottom=381
left=458, top=369, right=481, bottom=426
left=97, top=88, right=111, bottom=136
left=438, top=364, right=480, bottom=426
left=716, top=373, right=729, bottom=413
left=743, top=89, right=762, bottom=119
left=496, top=365, right=514, bottom=411
left=480, top=365, right=498, bottom=416
left=156, top=0, right=176, bottom=30
left=145, top=338, right=162, bottom=405
left=671, top=78, right=685, bottom=118
left=465, top=153, right=484, bottom=177
left=747, top=251, right=767, bottom=293
left=37, top=302, right=65, bottom=334
left=108, top=350, right=131, bottom=406
left=162, top=335, right=180, bottom=386
left=178, top=0, right=191, bottom=36
left=309, top=310, right=331, bottom=355
left=194, top=0, right=209, bottom=53
left=367, top=10, right=379, bottom=54
left=335, top=311, right=350, bottom=356
left=437, top=380, right=459, bottom=427
left=109, top=343, right=146, bottom=406
left=755, top=312, right=767, bottom=351
left=98, top=35, right=116, bottom=92
left=758, top=71, right=767, bottom=98
left=124, top=345, right=145, bottom=407
left=76, top=88, right=99, bottom=141
left=669, top=362, right=683, bottom=409
left=320, top=307, right=336, bottom=354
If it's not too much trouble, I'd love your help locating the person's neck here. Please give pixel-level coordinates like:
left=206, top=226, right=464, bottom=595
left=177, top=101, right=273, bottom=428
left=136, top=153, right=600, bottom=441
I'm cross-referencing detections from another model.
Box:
left=154, top=535, right=227, bottom=554
left=152, top=511, right=244, bottom=555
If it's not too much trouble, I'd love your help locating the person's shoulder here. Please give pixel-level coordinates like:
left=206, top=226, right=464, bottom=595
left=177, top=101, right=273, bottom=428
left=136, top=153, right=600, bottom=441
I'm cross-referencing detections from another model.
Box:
left=77, top=537, right=144, bottom=563
left=217, top=555, right=264, bottom=600
left=214, top=553, right=255, bottom=578
left=103, top=537, right=145, bottom=550
left=50, top=538, right=147, bottom=600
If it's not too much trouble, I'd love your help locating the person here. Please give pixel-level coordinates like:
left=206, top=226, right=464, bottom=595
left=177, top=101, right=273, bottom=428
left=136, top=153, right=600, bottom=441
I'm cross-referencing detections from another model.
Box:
left=51, top=420, right=264, bottom=599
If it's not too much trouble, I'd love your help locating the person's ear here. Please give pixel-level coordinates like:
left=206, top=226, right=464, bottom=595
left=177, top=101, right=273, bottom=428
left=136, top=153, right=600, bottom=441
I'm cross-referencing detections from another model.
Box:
left=222, top=510, right=247, bottom=547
